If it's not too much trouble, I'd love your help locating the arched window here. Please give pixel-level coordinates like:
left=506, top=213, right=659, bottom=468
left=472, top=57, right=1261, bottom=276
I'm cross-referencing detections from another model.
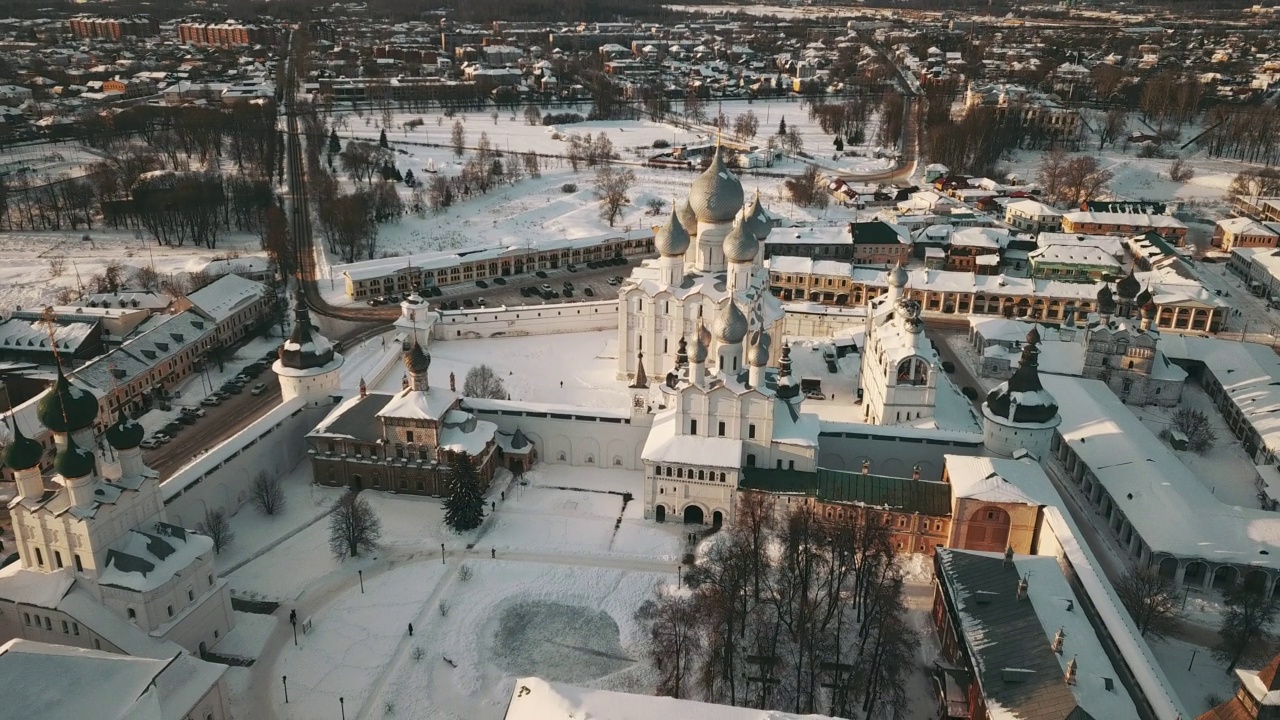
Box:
left=677, top=468, right=684, bottom=478
left=895, top=357, right=929, bottom=386
left=698, top=470, right=705, bottom=480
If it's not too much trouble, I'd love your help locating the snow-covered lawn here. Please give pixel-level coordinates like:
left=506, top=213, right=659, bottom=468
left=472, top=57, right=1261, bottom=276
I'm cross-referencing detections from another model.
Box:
left=0, top=228, right=268, bottom=312
left=1131, top=383, right=1262, bottom=509
left=373, top=329, right=629, bottom=410
left=486, top=466, right=682, bottom=562
left=1151, top=637, right=1236, bottom=716
left=213, top=462, right=346, bottom=577
left=214, top=611, right=277, bottom=660
left=272, top=560, right=452, bottom=720
left=368, top=561, right=666, bottom=720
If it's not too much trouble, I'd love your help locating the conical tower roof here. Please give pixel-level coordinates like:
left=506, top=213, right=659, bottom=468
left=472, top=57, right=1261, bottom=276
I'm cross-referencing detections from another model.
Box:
left=887, top=262, right=908, bottom=288
left=689, top=145, right=745, bottom=224
left=692, top=322, right=710, bottom=363
left=746, top=330, right=771, bottom=368
left=1096, top=283, right=1116, bottom=315
left=3, top=420, right=43, bottom=471
left=776, top=343, right=799, bottom=400
left=743, top=191, right=772, bottom=240
left=676, top=198, right=699, bottom=236
left=985, top=338, right=1059, bottom=424
left=630, top=352, right=649, bottom=389
left=37, top=364, right=99, bottom=434
left=279, top=296, right=336, bottom=370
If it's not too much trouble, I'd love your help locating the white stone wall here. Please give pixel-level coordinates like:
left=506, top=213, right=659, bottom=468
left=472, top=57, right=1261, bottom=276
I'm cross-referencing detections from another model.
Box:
left=464, top=402, right=651, bottom=471
left=279, top=367, right=342, bottom=407
left=433, top=301, right=618, bottom=341
left=982, top=411, right=1057, bottom=462
left=163, top=403, right=329, bottom=526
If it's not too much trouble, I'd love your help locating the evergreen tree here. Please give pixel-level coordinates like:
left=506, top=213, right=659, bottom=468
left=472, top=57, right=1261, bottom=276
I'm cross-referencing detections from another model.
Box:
left=444, top=453, right=485, bottom=532
left=328, top=129, right=341, bottom=155
left=778, top=116, right=787, bottom=136
left=404, top=169, right=416, bottom=187
left=379, top=128, right=388, bottom=148
left=833, top=135, right=844, bottom=152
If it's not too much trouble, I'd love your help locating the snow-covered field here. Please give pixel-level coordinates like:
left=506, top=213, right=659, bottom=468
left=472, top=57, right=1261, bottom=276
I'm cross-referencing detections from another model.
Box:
left=372, top=329, right=629, bottom=409
left=319, top=101, right=890, bottom=288
left=0, top=228, right=268, bottom=312
left=1151, top=637, right=1236, bottom=716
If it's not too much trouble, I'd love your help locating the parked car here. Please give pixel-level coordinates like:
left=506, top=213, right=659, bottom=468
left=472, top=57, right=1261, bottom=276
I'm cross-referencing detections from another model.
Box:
left=178, top=414, right=197, bottom=425
left=476, top=280, right=488, bottom=289
left=492, top=276, right=507, bottom=285
left=447, top=300, right=459, bottom=310
left=584, top=287, right=595, bottom=297
left=607, top=276, right=622, bottom=285
left=941, top=361, right=956, bottom=373
left=563, top=280, right=574, bottom=289
left=222, top=384, right=243, bottom=395
left=140, top=438, right=163, bottom=449
left=540, top=283, right=553, bottom=293
left=163, top=421, right=183, bottom=435
left=961, top=386, right=978, bottom=400
left=181, top=407, right=206, bottom=418
left=201, top=396, right=222, bottom=407
left=477, top=297, right=487, bottom=306
left=251, top=383, right=268, bottom=396
left=367, top=297, right=386, bottom=307
left=567, top=264, right=578, bottom=272
left=535, top=270, right=549, bottom=279
left=564, top=289, right=574, bottom=298
left=151, top=433, right=171, bottom=444
left=463, top=298, right=475, bottom=308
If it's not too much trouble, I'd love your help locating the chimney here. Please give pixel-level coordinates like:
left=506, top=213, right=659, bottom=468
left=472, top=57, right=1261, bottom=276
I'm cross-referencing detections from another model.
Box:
left=1016, top=575, right=1029, bottom=600
left=1052, top=627, right=1065, bottom=654
left=1065, top=656, right=1077, bottom=686
left=359, top=377, right=367, bottom=398
left=912, top=463, right=921, bottom=481
left=862, top=459, right=871, bottom=477
left=1003, top=545, right=1014, bottom=567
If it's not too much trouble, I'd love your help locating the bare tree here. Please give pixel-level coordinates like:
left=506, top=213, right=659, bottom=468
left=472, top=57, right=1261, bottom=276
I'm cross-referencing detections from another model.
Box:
left=1115, top=565, right=1183, bottom=641
left=523, top=104, right=542, bottom=126
left=1060, top=155, right=1112, bottom=206
left=203, top=507, right=234, bottom=554
left=1215, top=583, right=1280, bottom=671
left=1098, top=108, right=1128, bottom=150
left=328, top=492, right=382, bottom=560
left=733, top=110, right=760, bottom=141
left=785, top=165, right=829, bottom=209
left=635, top=589, right=704, bottom=699
left=250, top=471, right=286, bottom=516
left=594, top=166, right=636, bottom=226
left=1036, top=148, right=1070, bottom=206
left=463, top=364, right=507, bottom=399
left=1172, top=406, right=1216, bottom=453
left=1168, top=158, right=1194, bottom=182
left=48, top=255, right=66, bottom=278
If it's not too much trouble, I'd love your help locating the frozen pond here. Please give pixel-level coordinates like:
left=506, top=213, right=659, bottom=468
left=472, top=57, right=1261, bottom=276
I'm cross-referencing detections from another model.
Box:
left=490, top=601, right=633, bottom=682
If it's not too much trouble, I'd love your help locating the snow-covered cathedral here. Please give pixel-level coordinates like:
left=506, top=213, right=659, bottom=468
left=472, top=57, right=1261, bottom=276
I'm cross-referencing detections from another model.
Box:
left=0, top=366, right=234, bottom=657
left=617, top=145, right=785, bottom=382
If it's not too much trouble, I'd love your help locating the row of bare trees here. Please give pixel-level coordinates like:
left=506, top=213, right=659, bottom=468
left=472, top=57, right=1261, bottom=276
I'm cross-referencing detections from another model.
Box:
left=634, top=494, right=915, bottom=719
left=1036, top=148, right=1114, bottom=207
left=1201, top=105, right=1280, bottom=166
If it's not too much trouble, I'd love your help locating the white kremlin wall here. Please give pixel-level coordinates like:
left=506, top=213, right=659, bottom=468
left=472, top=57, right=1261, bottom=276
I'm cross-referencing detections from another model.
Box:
left=431, top=301, right=618, bottom=341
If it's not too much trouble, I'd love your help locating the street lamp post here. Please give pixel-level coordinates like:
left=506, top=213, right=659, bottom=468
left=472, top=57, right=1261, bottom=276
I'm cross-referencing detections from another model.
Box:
left=340, top=697, right=346, bottom=720
left=358, top=569, right=364, bottom=593
left=290, top=608, right=298, bottom=647
left=441, top=543, right=446, bottom=565
left=282, top=675, right=288, bottom=703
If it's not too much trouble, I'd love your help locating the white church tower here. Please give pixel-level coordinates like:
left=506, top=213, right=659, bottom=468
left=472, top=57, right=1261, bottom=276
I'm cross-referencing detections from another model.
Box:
left=394, top=292, right=437, bottom=349
left=859, top=264, right=938, bottom=425
left=274, top=295, right=344, bottom=407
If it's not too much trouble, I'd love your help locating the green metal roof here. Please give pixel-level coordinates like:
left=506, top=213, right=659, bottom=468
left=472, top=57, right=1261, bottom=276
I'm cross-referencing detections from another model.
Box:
left=849, top=221, right=904, bottom=246
left=740, top=466, right=953, bottom=516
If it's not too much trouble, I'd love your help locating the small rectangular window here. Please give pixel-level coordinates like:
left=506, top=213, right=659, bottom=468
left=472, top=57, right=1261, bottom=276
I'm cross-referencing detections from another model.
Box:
left=718, top=421, right=725, bottom=437
left=748, top=424, right=756, bottom=439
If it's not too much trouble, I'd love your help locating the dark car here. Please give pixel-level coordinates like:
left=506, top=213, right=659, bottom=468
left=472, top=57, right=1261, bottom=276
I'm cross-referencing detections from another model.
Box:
left=535, top=270, right=549, bottom=279
left=463, top=298, right=475, bottom=308
left=367, top=297, right=385, bottom=307
left=492, top=277, right=507, bottom=285
left=563, top=280, right=574, bottom=290
left=961, top=386, right=978, bottom=401
left=447, top=300, right=459, bottom=310
left=941, top=361, right=956, bottom=373
left=476, top=280, right=488, bottom=289
left=564, top=288, right=574, bottom=297
left=584, top=287, right=595, bottom=297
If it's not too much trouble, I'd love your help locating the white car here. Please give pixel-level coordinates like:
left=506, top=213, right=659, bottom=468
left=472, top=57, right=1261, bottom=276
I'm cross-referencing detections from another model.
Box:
left=140, top=438, right=162, bottom=450
left=250, top=383, right=268, bottom=396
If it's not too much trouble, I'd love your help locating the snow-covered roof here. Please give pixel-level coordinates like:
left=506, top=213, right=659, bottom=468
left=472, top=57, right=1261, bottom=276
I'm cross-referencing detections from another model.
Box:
left=937, top=549, right=1142, bottom=720
left=1043, top=374, right=1280, bottom=567
left=99, top=524, right=213, bottom=593
left=1036, top=232, right=1126, bottom=259
left=0, top=563, right=74, bottom=608
left=503, top=676, right=837, bottom=719
left=1062, top=210, right=1187, bottom=231
left=0, top=318, right=95, bottom=354
left=376, top=387, right=459, bottom=422
left=438, top=413, right=497, bottom=456
left=1218, top=216, right=1278, bottom=237
left=642, top=410, right=742, bottom=468
left=0, top=639, right=227, bottom=720
left=1158, top=335, right=1280, bottom=455
left=944, top=455, right=1052, bottom=505
left=1028, top=244, right=1121, bottom=268
left=184, top=273, right=268, bottom=323
left=1005, top=198, right=1061, bottom=218
left=0, top=639, right=168, bottom=720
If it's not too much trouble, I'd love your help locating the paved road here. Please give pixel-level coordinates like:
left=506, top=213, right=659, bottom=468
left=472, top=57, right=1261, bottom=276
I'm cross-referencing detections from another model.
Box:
left=926, top=327, right=984, bottom=410
left=144, top=371, right=282, bottom=477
